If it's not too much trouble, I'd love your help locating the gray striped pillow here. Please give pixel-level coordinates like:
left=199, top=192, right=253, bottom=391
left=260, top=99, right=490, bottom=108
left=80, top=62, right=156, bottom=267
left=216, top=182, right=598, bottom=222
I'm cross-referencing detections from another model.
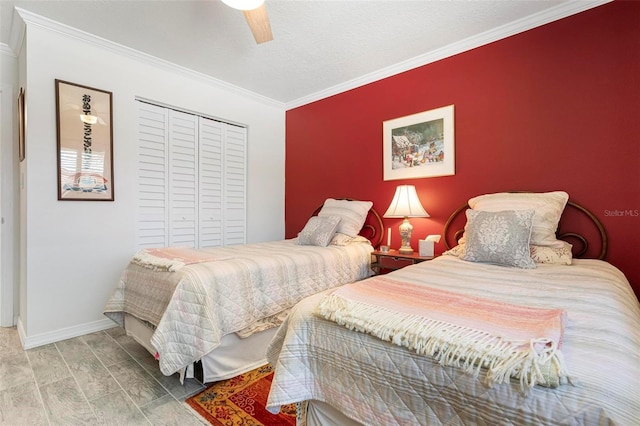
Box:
left=318, top=198, right=373, bottom=237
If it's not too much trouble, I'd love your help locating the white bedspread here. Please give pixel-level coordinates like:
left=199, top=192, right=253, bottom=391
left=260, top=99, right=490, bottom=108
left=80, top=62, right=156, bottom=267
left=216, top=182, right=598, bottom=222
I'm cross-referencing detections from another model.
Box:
left=266, top=256, right=640, bottom=425
left=104, top=239, right=373, bottom=376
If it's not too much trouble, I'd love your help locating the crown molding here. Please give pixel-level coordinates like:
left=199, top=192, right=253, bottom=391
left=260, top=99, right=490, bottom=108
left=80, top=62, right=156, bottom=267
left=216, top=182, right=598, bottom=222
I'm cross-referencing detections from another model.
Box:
left=10, top=0, right=612, bottom=111
left=285, top=0, right=612, bottom=110
left=14, top=7, right=285, bottom=110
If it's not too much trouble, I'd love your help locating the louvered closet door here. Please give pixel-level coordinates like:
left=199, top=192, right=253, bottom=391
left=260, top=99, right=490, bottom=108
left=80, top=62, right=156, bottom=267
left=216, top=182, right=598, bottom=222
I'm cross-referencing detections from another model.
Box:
left=136, top=101, right=246, bottom=250
left=168, top=110, right=198, bottom=247
left=137, top=102, right=169, bottom=248
left=224, top=125, right=247, bottom=246
left=198, top=118, right=224, bottom=248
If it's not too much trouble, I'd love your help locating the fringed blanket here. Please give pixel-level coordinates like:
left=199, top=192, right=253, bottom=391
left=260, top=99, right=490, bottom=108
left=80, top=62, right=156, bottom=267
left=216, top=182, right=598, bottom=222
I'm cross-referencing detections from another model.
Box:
left=316, top=276, right=570, bottom=392
left=131, top=247, right=231, bottom=271
left=235, top=308, right=291, bottom=339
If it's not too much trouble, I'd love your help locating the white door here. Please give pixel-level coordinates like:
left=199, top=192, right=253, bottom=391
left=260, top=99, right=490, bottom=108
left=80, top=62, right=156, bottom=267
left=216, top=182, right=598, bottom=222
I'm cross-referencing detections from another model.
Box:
left=168, top=110, right=198, bottom=247
left=224, top=125, right=247, bottom=246
left=136, top=102, right=169, bottom=248
left=198, top=117, right=224, bottom=248
left=136, top=100, right=246, bottom=250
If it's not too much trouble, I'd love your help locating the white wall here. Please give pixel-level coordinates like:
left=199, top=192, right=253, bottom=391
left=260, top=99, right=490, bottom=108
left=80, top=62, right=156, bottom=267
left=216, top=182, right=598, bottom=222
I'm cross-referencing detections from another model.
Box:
left=18, top=15, right=285, bottom=347
left=0, top=44, right=19, bottom=327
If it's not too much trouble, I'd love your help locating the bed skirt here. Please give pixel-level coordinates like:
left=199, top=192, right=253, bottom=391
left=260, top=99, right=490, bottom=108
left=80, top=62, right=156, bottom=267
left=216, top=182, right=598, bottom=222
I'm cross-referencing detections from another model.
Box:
left=124, top=314, right=279, bottom=383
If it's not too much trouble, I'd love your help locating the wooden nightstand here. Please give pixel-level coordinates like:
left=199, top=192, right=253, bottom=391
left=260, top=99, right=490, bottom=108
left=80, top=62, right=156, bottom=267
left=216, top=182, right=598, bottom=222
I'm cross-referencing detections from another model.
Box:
left=371, top=249, right=434, bottom=275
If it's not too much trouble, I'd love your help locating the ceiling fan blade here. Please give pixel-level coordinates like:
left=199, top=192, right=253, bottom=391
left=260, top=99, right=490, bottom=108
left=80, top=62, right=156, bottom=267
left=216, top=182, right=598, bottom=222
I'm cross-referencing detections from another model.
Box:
left=243, top=3, right=273, bottom=44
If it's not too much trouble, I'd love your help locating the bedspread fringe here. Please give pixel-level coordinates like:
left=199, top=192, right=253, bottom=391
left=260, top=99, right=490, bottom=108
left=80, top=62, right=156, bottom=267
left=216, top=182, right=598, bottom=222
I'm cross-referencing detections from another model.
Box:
left=316, top=294, right=571, bottom=393
left=132, top=250, right=185, bottom=271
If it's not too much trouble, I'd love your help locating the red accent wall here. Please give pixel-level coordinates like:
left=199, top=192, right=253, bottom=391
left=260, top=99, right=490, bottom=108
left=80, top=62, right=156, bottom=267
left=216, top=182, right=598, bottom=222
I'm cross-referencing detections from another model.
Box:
left=285, top=1, right=640, bottom=296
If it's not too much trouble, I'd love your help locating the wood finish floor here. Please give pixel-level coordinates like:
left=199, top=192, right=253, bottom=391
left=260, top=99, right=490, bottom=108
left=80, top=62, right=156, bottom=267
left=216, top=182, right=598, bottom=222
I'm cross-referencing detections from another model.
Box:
left=0, top=326, right=208, bottom=425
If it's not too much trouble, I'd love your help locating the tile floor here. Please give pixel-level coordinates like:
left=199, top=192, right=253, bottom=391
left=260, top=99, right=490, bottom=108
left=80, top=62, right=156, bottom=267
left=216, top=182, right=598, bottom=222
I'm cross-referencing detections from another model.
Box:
left=0, top=326, right=208, bottom=425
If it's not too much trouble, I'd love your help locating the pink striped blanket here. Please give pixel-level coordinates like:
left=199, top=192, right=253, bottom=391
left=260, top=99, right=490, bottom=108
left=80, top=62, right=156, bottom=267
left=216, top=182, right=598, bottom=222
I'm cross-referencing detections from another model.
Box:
left=132, top=247, right=231, bottom=271
left=316, top=276, right=570, bottom=392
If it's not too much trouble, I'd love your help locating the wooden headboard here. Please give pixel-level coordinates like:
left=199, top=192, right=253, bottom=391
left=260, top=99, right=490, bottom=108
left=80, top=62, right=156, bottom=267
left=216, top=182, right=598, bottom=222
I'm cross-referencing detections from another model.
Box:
left=312, top=199, right=384, bottom=248
left=443, top=199, right=608, bottom=260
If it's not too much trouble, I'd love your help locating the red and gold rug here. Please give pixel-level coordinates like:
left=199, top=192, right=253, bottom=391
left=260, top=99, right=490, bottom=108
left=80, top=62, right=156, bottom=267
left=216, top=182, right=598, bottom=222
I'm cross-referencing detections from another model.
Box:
left=186, top=364, right=297, bottom=426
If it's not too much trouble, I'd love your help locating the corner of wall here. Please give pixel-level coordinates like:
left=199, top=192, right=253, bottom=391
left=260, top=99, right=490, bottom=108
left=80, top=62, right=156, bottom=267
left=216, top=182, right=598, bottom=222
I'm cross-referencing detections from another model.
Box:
left=1, top=45, right=19, bottom=327
left=8, top=7, right=26, bottom=56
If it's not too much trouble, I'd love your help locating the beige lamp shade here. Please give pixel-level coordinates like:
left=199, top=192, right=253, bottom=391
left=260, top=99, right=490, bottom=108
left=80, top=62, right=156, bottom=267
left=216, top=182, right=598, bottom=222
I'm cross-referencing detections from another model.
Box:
left=220, top=0, right=264, bottom=10
left=383, top=185, right=429, bottom=218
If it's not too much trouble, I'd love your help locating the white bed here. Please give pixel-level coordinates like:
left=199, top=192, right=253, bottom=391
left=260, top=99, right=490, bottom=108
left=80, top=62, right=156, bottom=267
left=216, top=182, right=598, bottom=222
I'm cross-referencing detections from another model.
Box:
left=104, top=198, right=384, bottom=383
left=265, top=192, right=640, bottom=425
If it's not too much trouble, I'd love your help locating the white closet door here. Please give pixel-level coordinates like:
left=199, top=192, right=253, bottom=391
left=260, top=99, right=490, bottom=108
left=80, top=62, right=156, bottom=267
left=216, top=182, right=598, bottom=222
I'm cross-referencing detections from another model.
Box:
left=198, top=118, right=224, bottom=248
left=168, top=110, right=198, bottom=248
left=224, top=125, right=247, bottom=246
left=136, top=100, right=247, bottom=250
left=136, top=102, right=169, bottom=248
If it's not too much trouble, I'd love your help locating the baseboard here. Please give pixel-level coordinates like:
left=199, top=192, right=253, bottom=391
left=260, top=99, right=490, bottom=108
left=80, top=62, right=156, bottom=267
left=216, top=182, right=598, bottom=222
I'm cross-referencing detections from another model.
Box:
left=17, top=317, right=117, bottom=350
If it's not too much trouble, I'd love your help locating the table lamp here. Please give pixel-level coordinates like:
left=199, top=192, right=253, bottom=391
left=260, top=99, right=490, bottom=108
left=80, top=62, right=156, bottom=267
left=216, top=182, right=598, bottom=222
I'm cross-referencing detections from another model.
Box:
left=383, top=185, right=429, bottom=254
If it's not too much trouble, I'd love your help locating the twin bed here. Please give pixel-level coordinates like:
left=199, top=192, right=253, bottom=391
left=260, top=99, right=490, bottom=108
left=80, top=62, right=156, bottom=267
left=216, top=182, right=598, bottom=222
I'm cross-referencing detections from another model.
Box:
left=104, top=192, right=640, bottom=425
left=265, top=191, right=640, bottom=425
left=104, top=198, right=383, bottom=382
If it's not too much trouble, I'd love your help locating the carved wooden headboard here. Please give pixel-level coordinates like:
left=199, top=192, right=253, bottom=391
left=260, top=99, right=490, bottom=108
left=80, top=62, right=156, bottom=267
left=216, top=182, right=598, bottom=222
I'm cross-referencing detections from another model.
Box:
left=443, top=199, right=608, bottom=260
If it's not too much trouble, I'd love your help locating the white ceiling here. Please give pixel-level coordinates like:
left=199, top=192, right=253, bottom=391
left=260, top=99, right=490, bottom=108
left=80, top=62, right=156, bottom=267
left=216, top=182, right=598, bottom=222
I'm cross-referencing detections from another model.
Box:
left=1, top=0, right=609, bottom=107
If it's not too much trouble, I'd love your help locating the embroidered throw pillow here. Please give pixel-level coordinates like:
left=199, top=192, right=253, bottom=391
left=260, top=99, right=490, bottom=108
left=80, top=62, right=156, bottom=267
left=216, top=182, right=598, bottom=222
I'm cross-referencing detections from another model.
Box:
left=461, top=209, right=536, bottom=269
left=530, top=242, right=573, bottom=265
left=330, top=233, right=370, bottom=246
left=442, top=244, right=465, bottom=258
left=317, top=198, right=373, bottom=237
left=297, top=216, right=341, bottom=247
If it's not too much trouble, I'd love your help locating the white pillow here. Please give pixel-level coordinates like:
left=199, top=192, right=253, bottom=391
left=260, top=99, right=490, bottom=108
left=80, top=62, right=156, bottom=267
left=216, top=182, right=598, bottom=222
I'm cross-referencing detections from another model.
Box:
left=530, top=242, right=573, bottom=265
left=297, top=216, right=341, bottom=247
left=443, top=244, right=465, bottom=258
left=466, top=191, right=569, bottom=248
left=446, top=242, right=573, bottom=265
left=317, top=198, right=373, bottom=237
left=330, top=233, right=370, bottom=246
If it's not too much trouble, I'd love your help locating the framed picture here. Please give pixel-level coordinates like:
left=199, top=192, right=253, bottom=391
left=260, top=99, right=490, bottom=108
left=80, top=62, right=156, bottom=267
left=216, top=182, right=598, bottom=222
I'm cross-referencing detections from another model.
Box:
left=55, top=79, right=114, bottom=201
left=383, top=104, right=455, bottom=181
left=18, top=87, right=25, bottom=162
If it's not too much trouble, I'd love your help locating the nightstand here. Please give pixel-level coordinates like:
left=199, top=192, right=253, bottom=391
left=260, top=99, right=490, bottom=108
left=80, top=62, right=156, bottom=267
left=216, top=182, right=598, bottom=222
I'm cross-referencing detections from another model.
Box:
left=371, top=249, right=434, bottom=275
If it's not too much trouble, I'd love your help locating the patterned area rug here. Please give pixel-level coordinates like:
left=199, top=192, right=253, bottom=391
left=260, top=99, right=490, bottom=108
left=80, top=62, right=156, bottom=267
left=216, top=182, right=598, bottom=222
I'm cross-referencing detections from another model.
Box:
left=186, top=364, right=297, bottom=426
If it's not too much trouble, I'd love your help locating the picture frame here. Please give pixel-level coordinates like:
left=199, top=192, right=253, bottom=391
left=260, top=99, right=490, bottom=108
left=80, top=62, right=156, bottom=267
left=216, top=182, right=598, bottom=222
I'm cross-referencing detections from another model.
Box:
left=55, top=79, right=114, bottom=201
left=383, top=104, right=455, bottom=181
left=18, top=87, right=25, bottom=162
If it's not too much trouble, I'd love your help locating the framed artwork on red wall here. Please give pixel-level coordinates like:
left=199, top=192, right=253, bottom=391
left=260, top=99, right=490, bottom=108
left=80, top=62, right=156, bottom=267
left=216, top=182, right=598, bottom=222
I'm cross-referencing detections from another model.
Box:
left=383, top=104, right=455, bottom=181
